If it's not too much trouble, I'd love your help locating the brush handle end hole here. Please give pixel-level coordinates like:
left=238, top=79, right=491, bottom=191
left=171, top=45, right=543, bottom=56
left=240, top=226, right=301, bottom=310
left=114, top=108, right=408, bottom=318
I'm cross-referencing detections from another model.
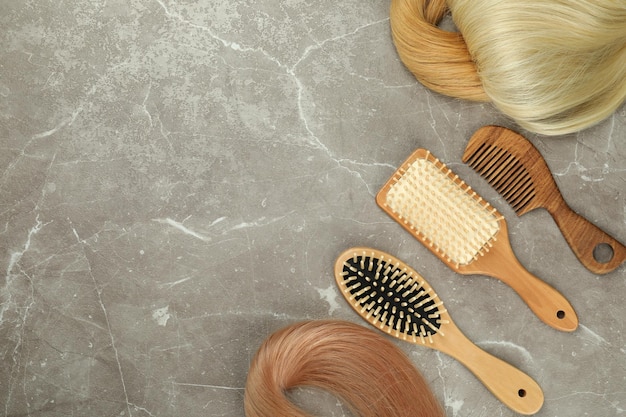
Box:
left=518, top=389, right=527, bottom=398
left=556, top=310, right=565, bottom=319
left=592, top=243, right=614, bottom=264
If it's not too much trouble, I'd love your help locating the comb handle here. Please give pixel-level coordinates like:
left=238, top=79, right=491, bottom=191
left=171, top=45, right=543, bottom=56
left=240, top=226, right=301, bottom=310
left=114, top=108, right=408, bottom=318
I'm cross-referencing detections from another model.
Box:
left=549, top=199, right=626, bottom=274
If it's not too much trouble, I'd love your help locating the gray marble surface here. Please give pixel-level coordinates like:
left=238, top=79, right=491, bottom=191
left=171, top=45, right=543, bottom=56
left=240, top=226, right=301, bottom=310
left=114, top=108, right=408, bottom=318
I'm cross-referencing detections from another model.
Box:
left=1, top=1, right=625, bottom=416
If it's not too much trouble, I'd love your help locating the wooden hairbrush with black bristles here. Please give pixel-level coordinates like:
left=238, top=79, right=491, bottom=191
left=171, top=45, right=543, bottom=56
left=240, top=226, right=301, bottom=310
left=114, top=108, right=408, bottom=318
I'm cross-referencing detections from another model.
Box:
left=376, top=148, right=578, bottom=332
left=463, top=125, right=626, bottom=275
left=334, top=247, right=544, bottom=415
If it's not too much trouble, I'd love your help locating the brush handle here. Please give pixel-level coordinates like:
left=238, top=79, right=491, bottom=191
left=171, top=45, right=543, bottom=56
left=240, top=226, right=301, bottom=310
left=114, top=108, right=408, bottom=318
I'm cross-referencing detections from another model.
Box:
left=464, top=223, right=578, bottom=332
left=490, top=257, right=578, bottom=331
left=436, top=324, right=544, bottom=415
left=548, top=201, right=626, bottom=275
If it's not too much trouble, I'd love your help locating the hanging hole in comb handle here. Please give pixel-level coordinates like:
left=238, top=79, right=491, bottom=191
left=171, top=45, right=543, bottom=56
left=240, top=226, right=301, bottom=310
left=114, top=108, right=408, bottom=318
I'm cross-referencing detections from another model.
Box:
left=518, top=389, right=527, bottom=398
left=556, top=310, right=565, bottom=320
left=593, top=243, right=615, bottom=264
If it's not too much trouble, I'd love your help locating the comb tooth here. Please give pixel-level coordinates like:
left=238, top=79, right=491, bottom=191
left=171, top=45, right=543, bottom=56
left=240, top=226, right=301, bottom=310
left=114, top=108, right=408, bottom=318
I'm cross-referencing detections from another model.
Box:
left=464, top=142, right=487, bottom=166
left=477, top=147, right=510, bottom=179
left=508, top=181, right=536, bottom=212
left=495, top=166, right=528, bottom=203
left=486, top=158, right=533, bottom=210
left=502, top=173, right=533, bottom=206
left=467, top=143, right=538, bottom=214
left=512, top=189, right=536, bottom=213
left=507, top=173, right=533, bottom=199
left=471, top=145, right=502, bottom=173
left=482, top=153, right=517, bottom=186
left=492, top=157, right=530, bottom=194
left=500, top=165, right=532, bottom=201
left=465, top=142, right=493, bottom=169
left=489, top=159, right=525, bottom=194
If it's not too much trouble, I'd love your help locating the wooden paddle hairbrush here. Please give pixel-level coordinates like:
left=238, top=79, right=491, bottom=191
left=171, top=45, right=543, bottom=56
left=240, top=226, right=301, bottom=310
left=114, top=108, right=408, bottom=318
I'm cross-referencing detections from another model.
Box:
left=463, top=125, right=626, bottom=275
left=334, top=247, right=544, bottom=415
left=376, top=148, right=577, bottom=331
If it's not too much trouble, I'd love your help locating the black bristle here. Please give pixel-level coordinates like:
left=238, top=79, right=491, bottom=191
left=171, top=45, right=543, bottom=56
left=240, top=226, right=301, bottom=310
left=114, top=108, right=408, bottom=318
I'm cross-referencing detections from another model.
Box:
left=339, top=253, right=442, bottom=340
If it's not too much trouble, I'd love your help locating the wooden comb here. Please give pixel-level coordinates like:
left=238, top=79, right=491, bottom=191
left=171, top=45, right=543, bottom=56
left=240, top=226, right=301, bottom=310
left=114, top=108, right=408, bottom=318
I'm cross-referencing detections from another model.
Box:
left=335, top=247, right=544, bottom=415
left=376, top=148, right=578, bottom=332
left=463, top=125, right=626, bottom=275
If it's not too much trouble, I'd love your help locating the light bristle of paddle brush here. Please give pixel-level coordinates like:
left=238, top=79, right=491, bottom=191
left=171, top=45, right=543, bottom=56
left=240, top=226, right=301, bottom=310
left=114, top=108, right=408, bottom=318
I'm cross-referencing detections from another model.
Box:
left=336, top=248, right=449, bottom=344
left=463, top=142, right=536, bottom=214
left=380, top=149, right=501, bottom=268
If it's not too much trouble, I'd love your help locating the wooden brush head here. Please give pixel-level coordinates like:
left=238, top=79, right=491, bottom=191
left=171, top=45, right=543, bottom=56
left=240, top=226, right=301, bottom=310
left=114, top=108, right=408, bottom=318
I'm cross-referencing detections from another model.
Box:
left=376, top=148, right=502, bottom=269
left=462, top=125, right=561, bottom=216
left=375, top=148, right=579, bottom=331
left=334, top=247, right=450, bottom=345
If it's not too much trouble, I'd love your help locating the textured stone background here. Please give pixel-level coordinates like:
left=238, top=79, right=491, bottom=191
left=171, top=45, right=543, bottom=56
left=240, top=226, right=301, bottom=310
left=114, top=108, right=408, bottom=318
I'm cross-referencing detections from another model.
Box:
left=1, top=1, right=625, bottom=416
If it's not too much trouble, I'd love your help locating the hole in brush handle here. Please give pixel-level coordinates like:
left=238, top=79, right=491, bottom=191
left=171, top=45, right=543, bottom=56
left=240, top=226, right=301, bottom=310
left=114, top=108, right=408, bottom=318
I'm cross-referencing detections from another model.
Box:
left=593, top=242, right=615, bottom=264
left=518, top=389, right=527, bottom=398
left=556, top=310, right=565, bottom=319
